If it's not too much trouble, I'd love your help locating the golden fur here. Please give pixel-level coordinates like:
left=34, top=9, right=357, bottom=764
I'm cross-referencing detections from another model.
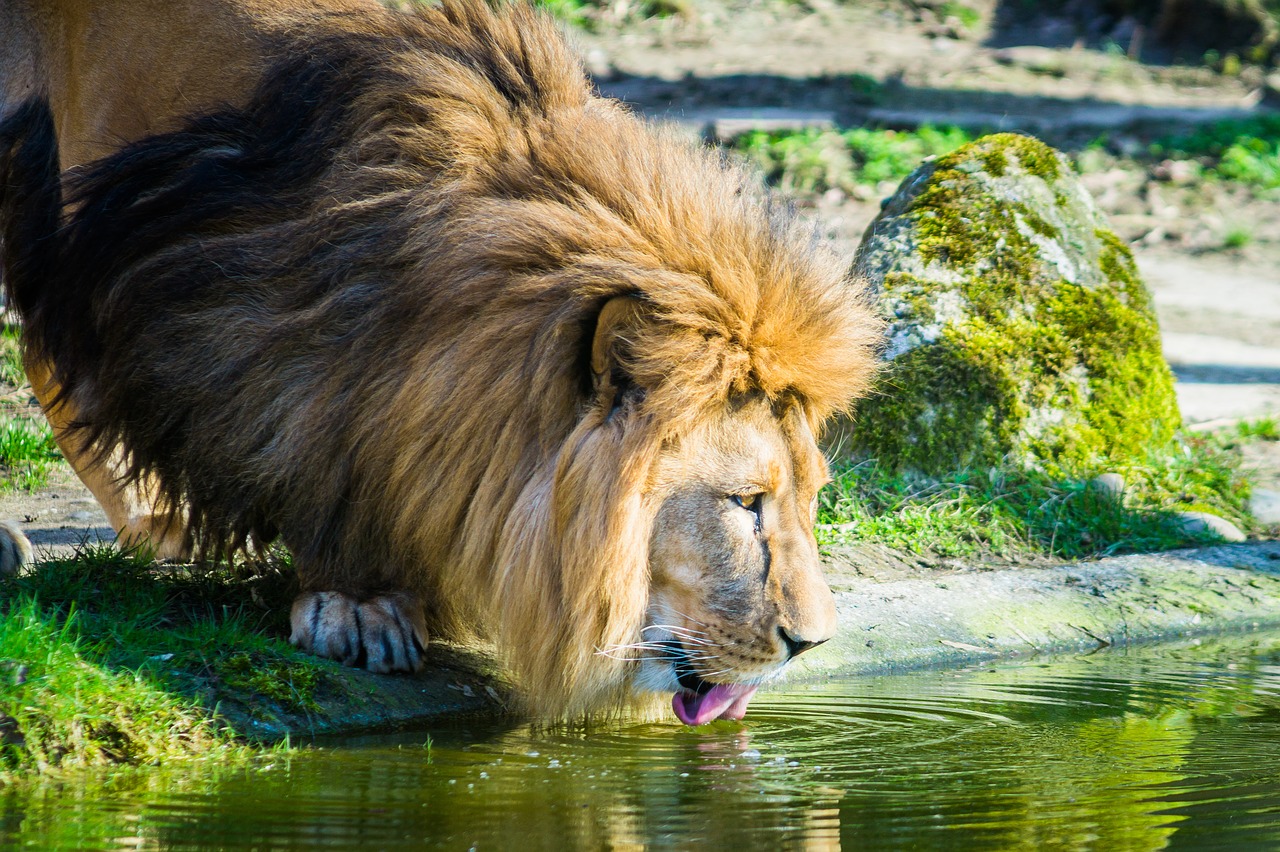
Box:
left=0, top=0, right=882, bottom=717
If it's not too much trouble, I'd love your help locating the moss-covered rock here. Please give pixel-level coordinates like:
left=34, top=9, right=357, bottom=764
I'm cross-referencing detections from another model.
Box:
left=850, top=133, right=1180, bottom=475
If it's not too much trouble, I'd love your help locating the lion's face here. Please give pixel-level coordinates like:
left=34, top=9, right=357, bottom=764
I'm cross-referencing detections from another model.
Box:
left=639, top=396, right=837, bottom=725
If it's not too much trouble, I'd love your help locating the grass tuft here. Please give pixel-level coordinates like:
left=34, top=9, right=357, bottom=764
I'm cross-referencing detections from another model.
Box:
left=0, top=544, right=317, bottom=777
left=819, top=430, right=1255, bottom=562
left=0, top=324, right=25, bottom=389
left=734, top=116, right=1280, bottom=201
left=735, top=125, right=974, bottom=195
left=0, top=322, right=60, bottom=492
left=1222, top=225, right=1254, bottom=249
left=0, top=599, right=243, bottom=777
left=0, top=418, right=60, bottom=492
left=1236, top=417, right=1280, bottom=441
left=1151, top=116, right=1280, bottom=190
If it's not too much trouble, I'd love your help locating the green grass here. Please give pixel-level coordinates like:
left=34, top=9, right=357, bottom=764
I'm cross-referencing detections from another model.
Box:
left=0, top=324, right=25, bottom=388
left=1152, top=115, right=1280, bottom=190
left=0, top=545, right=315, bottom=777
left=736, top=125, right=975, bottom=195
left=1222, top=224, right=1254, bottom=249
left=533, top=0, right=595, bottom=26
left=0, top=418, right=61, bottom=492
left=819, top=430, right=1256, bottom=561
left=1237, top=416, right=1280, bottom=441
left=733, top=114, right=1280, bottom=199
left=0, top=322, right=60, bottom=492
left=530, top=0, right=686, bottom=27
left=0, top=598, right=244, bottom=777
left=939, top=1, right=981, bottom=30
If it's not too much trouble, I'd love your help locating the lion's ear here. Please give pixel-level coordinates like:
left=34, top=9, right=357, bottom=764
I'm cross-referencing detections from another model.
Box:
left=590, top=295, right=646, bottom=383
left=590, top=296, right=649, bottom=414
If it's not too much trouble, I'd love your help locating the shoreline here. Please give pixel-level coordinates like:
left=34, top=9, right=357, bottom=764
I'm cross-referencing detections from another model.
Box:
left=234, top=540, right=1280, bottom=739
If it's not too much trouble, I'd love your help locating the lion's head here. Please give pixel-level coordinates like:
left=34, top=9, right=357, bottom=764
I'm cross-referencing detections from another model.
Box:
left=580, top=297, right=843, bottom=723
left=1, top=0, right=883, bottom=723
left=643, top=397, right=838, bottom=724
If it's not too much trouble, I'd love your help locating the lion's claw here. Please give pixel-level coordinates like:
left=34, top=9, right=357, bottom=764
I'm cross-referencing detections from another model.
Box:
left=289, top=591, right=428, bottom=674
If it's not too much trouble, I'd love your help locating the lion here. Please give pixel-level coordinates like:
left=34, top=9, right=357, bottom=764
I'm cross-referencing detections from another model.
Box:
left=0, top=0, right=882, bottom=722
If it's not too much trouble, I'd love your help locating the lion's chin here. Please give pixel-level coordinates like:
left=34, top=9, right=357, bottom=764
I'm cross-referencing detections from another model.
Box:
left=671, top=683, right=759, bottom=726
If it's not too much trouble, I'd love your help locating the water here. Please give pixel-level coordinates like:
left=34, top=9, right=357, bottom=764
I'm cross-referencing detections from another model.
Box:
left=8, top=633, right=1280, bottom=850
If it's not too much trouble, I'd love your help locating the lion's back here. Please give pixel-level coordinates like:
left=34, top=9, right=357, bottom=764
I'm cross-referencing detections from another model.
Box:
left=2, top=0, right=392, bottom=167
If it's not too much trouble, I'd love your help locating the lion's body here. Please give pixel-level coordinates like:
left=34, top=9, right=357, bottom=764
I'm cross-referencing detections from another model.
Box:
left=0, top=0, right=882, bottom=717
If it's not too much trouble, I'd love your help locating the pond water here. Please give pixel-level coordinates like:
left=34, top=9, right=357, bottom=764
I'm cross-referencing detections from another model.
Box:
left=9, top=632, right=1280, bottom=850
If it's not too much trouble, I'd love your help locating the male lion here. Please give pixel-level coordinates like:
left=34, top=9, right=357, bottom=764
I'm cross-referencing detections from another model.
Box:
left=0, top=0, right=882, bottom=722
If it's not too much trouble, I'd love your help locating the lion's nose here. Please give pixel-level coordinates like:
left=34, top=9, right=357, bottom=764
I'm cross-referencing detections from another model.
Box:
left=778, top=625, right=829, bottom=660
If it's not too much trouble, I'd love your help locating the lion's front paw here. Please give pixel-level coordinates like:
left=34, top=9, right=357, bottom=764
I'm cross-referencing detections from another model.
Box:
left=0, top=521, right=34, bottom=576
left=289, top=591, right=428, bottom=674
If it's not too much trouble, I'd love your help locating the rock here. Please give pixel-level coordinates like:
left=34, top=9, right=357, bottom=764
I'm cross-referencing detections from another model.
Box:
left=850, top=133, right=1180, bottom=475
left=1173, top=511, right=1247, bottom=543
left=1251, top=488, right=1280, bottom=525
left=1152, top=158, right=1200, bottom=185
left=1090, top=472, right=1126, bottom=502
left=1264, top=72, right=1280, bottom=108
left=0, top=713, right=24, bottom=747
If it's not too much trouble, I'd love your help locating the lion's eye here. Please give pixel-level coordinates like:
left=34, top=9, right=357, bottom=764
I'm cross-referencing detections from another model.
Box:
left=731, top=492, right=762, bottom=512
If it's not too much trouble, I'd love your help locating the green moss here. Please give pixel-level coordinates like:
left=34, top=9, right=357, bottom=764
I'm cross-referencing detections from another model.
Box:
left=857, top=333, right=1016, bottom=472
left=931, top=133, right=1061, bottom=182
left=216, top=651, right=322, bottom=716
left=852, top=133, right=1179, bottom=477
left=1095, top=228, right=1152, bottom=310
left=907, top=138, right=1064, bottom=275
left=1038, top=285, right=1180, bottom=470
left=980, top=147, right=1009, bottom=177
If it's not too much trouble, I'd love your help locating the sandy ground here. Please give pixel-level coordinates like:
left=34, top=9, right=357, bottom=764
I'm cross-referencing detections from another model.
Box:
left=3, top=0, right=1279, bottom=552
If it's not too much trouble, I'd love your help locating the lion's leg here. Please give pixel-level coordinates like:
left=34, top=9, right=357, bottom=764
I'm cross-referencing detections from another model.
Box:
left=25, top=356, right=191, bottom=560
left=289, top=590, right=428, bottom=674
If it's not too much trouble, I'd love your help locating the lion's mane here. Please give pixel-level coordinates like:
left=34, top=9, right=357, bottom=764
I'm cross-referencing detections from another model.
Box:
left=0, top=0, right=882, bottom=714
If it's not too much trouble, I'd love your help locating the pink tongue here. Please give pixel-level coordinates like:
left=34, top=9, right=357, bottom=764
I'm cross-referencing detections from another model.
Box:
left=672, top=683, right=759, bottom=726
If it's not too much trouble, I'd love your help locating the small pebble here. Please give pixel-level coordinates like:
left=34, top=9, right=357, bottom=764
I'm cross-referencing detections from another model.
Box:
left=1173, top=511, right=1246, bottom=543
left=1249, top=488, right=1280, bottom=525
left=1089, top=472, right=1125, bottom=502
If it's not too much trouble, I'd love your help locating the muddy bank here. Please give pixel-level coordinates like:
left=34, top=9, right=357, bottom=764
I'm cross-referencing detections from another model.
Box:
left=231, top=540, right=1280, bottom=738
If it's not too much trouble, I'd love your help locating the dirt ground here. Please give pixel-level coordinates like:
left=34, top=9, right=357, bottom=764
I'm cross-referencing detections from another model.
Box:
left=3, top=0, right=1279, bottom=556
